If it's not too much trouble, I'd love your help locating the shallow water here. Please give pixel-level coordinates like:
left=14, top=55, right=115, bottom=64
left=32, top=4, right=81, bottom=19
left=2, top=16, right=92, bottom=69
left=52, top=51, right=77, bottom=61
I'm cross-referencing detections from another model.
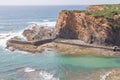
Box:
left=0, top=46, right=120, bottom=80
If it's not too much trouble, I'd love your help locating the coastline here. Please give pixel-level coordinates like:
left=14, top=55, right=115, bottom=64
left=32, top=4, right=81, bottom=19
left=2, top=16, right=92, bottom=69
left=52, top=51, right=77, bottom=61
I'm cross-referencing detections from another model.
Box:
left=6, top=4, right=120, bottom=56
left=7, top=38, right=120, bottom=57
left=3, top=4, right=120, bottom=80
left=5, top=28, right=120, bottom=80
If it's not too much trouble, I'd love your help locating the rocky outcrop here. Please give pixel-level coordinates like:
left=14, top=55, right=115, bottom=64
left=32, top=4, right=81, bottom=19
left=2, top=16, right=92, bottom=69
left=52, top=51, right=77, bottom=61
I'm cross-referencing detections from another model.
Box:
left=6, top=36, right=51, bottom=53
left=6, top=25, right=56, bottom=53
left=55, top=11, right=120, bottom=46
left=55, top=11, right=111, bottom=45
left=23, top=25, right=55, bottom=41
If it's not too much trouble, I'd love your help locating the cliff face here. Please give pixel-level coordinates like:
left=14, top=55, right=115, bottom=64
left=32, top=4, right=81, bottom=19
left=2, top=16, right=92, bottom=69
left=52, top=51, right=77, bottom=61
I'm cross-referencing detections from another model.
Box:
left=55, top=11, right=120, bottom=46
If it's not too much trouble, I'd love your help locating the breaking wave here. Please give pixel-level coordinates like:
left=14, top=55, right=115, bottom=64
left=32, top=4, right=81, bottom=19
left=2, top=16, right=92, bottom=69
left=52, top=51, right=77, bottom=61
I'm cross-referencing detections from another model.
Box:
left=27, top=21, right=56, bottom=28
left=18, top=67, right=59, bottom=80
left=39, top=70, right=59, bottom=80
left=24, top=67, right=36, bottom=73
left=100, top=71, right=112, bottom=80
left=0, top=31, right=25, bottom=47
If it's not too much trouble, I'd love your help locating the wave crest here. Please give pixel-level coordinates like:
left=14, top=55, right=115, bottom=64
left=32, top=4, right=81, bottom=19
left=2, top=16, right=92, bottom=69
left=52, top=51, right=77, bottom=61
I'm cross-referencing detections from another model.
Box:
left=0, top=31, right=26, bottom=47
left=24, top=67, right=36, bottom=73
left=22, top=67, right=59, bottom=80
left=27, top=21, right=56, bottom=28
left=39, top=71, right=59, bottom=80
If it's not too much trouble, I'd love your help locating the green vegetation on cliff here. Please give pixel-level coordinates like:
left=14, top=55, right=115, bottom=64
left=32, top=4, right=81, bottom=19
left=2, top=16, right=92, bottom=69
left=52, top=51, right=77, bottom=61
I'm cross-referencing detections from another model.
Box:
left=87, top=4, right=120, bottom=19
left=63, top=4, right=120, bottom=19
left=62, top=4, right=120, bottom=29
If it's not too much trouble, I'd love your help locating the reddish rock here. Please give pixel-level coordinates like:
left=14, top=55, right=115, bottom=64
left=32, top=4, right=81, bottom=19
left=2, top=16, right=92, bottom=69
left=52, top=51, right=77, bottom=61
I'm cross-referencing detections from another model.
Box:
left=114, top=14, right=120, bottom=25
left=55, top=11, right=112, bottom=45
left=87, top=6, right=105, bottom=11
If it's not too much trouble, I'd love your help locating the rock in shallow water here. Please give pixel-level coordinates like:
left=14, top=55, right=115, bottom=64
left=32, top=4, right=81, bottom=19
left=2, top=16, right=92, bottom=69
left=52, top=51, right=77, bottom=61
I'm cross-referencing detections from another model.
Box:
left=23, top=25, right=55, bottom=41
left=6, top=46, right=16, bottom=52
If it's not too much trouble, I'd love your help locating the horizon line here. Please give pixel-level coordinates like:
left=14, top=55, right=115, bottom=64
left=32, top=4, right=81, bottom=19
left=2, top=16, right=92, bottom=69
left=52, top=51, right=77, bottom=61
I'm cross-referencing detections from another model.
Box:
left=0, top=3, right=119, bottom=6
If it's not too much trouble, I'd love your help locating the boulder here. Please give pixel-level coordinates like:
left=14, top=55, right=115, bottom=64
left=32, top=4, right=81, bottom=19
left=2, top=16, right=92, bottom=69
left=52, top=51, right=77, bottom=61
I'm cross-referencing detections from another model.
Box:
left=23, top=25, right=55, bottom=41
left=6, top=46, right=16, bottom=52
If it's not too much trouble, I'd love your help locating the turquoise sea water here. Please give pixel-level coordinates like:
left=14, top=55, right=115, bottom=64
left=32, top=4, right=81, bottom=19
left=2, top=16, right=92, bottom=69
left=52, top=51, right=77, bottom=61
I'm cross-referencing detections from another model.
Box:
left=0, top=6, right=120, bottom=80
left=1, top=46, right=120, bottom=80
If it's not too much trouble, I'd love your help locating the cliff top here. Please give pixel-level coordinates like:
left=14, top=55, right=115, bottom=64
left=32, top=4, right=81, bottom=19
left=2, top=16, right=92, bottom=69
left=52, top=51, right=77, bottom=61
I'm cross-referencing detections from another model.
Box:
left=62, top=4, right=120, bottom=19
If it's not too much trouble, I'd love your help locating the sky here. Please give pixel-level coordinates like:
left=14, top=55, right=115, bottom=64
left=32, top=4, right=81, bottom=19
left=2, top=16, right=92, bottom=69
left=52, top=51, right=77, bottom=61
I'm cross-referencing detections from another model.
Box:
left=0, top=0, right=119, bottom=5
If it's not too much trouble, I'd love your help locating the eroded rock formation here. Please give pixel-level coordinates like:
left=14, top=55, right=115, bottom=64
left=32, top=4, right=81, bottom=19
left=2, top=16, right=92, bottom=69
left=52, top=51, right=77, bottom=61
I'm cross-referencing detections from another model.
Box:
left=7, top=25, right=56, bottom=52
left=23, top=25, right=55, bottom=41
left=55, top=11, right=120, bottom=46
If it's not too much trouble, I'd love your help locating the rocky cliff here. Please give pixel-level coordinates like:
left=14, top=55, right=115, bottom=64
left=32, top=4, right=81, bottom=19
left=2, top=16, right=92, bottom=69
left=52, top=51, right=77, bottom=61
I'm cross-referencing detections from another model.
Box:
left=55, top=5, right=120, bottom=46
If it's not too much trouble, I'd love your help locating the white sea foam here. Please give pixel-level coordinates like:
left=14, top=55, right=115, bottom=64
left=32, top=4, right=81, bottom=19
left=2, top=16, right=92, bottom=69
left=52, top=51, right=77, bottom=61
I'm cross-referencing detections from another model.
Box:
left=43, top=19, right=49, bottom=22
left=0, top=20, right=56, bottom=48
left=24, top=67, right=36, bottom=73
left=39, top=71, right=59, bottom=80
left=28, top=21, right=56, bottom=28
left=0, top=21, right=55, bottom=48
left=14, top=50, right=30, bottom=54
left=0, top=31, right=26, bottom=47
left=100, top=71, right=112, bottom=80
left=16, top=66, right=59, bottom=80
left=0, top=32, right=15, bottom=47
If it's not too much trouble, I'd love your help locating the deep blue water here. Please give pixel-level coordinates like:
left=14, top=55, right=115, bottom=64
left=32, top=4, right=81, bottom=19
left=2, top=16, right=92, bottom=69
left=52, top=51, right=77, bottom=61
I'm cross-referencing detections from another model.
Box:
left=0, top=6, right=87, bottom=19
left=0, top=6, right=87, bottom=33
left=0, top=6, right=120, bottom=80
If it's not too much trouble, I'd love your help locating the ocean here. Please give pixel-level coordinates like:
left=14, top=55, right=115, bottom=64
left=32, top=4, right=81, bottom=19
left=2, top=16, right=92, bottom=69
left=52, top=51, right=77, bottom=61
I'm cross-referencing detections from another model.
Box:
left=0, top=6, right=120, bottom=80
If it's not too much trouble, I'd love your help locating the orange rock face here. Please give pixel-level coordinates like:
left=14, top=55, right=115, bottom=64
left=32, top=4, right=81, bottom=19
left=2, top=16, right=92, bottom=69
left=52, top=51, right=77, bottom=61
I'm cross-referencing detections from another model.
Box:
left=55, top=11, right=112, bottom=45
left=87, top=6, right=105, bottom=11
left=114, top=14, right=120, bottom=25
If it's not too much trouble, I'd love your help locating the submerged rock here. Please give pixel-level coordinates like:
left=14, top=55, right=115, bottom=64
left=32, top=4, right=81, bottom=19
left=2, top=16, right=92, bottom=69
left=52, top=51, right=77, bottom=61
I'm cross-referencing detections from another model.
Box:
left=106, top=69, right=120, bottom=80
left=6, top=46, right=16, bottom=52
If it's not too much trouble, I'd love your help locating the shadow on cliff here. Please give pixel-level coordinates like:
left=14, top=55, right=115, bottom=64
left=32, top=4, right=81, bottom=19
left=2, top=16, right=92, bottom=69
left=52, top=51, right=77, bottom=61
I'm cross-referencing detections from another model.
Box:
left=58, top=27, right=78, bottom=39
left=105, top=27, right=120, bottom=47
